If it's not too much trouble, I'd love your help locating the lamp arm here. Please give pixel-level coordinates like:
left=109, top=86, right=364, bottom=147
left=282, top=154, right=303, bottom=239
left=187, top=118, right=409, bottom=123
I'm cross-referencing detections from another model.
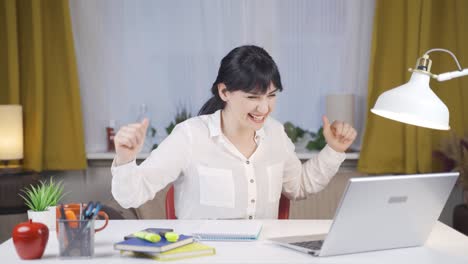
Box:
left=436, top=68, right=468, bottom=82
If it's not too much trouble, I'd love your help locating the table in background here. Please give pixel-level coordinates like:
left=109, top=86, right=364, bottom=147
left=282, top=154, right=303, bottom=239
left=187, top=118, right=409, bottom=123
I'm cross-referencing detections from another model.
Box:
left=1, top=220, right=468, bottom=263
left=0, top=170, right=40, bottom=243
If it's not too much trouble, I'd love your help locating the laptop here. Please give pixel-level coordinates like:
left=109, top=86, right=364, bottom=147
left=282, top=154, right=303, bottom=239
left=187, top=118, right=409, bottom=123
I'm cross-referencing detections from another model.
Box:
left=269, top=172, right=459, bottom=257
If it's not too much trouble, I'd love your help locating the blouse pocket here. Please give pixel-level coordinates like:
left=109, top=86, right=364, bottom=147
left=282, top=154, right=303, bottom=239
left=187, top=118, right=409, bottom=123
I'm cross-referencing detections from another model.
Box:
left=197, top=165, right=235, bottom=208
left=267, top=162, right=284, bottom=203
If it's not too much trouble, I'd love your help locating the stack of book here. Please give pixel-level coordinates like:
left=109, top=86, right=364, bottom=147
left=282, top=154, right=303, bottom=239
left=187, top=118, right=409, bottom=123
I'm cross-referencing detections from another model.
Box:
left=114, top=228, right=215, bottom=261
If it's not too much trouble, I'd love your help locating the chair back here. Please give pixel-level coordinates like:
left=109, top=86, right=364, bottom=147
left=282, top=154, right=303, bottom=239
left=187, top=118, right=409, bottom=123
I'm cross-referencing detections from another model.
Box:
left=165, top=185, right=290, bottom=219
left=278, top=193, right=290, bottom=219
left=165, top=185, right=177, bottom=219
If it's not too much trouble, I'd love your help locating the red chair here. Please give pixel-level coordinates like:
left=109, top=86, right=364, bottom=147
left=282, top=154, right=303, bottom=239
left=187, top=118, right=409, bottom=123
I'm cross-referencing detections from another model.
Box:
left=165, top=186, right=177, bottom=220
left=165, top=185, right=290, bottom=219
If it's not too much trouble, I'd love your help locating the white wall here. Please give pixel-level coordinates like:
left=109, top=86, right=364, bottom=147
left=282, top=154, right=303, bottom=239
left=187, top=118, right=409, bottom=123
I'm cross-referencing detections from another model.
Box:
left=69, top=0, right=375, bottom=153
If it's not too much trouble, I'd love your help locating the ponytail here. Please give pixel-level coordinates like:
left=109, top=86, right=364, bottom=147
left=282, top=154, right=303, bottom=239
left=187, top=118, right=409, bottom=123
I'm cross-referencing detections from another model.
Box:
left=198, top=95, right=225, bottom=115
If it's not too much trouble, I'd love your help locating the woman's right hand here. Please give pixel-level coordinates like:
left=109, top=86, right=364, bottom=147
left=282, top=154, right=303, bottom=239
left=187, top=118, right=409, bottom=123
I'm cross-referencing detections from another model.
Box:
left=114, top=118, right=149, bottom=166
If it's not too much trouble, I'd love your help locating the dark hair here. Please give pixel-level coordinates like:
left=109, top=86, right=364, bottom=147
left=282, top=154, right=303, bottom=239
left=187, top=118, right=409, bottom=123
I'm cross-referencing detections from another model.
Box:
left=198, top=45, right=283, bottom=115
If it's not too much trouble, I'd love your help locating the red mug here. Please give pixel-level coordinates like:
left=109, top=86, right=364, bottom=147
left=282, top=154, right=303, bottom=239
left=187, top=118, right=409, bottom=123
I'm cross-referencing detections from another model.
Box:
left=56, top=203, right=109, bottom=233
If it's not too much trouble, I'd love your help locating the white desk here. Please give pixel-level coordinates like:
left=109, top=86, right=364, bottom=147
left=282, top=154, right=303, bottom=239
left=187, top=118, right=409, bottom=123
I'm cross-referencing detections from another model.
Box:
left=1, top=220, right=467, bottom=263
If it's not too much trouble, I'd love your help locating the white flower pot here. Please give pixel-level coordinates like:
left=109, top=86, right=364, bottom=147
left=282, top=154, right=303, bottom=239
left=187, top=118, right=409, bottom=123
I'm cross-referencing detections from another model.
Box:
left=48, top=206, right=57, bottom=231
left=27, top=206, right=56, bottom=231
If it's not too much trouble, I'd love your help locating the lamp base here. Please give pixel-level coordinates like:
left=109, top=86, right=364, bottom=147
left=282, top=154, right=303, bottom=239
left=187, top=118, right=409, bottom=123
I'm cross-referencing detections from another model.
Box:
left=0, top=166, right=23, bottom=176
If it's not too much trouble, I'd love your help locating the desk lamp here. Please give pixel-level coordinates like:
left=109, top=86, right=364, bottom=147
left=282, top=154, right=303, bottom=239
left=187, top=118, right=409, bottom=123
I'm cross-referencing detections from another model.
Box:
left=0, top=105, right=39, bottom=214
left=0, top=105, right=23, bottom=172
left=371, top=48, right=468, bottom=130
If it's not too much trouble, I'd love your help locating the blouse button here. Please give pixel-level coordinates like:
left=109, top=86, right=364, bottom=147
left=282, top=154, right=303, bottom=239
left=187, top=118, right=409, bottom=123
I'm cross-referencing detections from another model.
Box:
left=250, top=179, right=254, bottom=183
left=249, top=216, right=253, bottom=220
left=246, top=160, right=250, bottom=165
left=251, top=199, right=255, bottom=203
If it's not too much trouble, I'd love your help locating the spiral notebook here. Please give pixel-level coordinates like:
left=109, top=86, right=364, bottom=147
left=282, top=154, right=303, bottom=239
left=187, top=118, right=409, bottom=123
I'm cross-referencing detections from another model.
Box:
left=191, top=221, right=262, bottom=241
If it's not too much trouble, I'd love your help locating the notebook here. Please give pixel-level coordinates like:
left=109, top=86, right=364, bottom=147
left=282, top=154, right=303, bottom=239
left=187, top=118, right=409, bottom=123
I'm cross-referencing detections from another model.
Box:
left=120, top=242, right=216, bottom=261
left=191, top=221, right=262, bottom=241
left=114, top=234, right=194, bottom=253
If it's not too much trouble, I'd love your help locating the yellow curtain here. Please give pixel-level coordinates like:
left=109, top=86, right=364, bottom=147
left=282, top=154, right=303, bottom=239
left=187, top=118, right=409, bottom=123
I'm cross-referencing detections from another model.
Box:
left=358, top=0, right=468, bottom=174
left=0, top=0, right=86, bottom=171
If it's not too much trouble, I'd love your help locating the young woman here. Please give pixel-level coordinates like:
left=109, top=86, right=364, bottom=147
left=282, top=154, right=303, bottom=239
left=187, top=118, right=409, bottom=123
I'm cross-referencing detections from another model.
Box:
left=111, top=45, right=357, bottom=219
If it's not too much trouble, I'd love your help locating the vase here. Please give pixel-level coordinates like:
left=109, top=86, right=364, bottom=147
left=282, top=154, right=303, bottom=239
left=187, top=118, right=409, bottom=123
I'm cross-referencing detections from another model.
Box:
left=27, top=206, right=56, bottom=231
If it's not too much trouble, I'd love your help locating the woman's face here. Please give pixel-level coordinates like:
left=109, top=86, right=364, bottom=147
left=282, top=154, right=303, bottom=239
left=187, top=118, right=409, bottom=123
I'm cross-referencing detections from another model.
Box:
left=220, top=83, right=278, bottom=131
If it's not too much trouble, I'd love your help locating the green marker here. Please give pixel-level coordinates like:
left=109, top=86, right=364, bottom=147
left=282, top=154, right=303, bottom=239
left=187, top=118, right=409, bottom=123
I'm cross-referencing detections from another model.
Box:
left=165, top=232, right=179, bottom=242
left=134, top=231, right=161, bottom=243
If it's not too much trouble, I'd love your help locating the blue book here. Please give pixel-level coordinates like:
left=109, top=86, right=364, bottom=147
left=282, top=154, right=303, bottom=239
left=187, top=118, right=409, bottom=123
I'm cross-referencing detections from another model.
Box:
left=114, top=235, right=194, bottom=253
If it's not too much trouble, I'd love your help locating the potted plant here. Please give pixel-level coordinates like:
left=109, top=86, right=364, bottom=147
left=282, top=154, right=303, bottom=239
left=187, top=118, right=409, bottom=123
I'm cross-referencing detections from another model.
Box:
left=165, top=105, right=192, bottom=135
left=306, top=127, right=326, bottom=151
left=284, top=122, right=307, bottom=143
left=18, top=178, right=68, bottom=230
left=433, top=134, right=468, bottom=235
left=283, top=122, right=326, bottom=151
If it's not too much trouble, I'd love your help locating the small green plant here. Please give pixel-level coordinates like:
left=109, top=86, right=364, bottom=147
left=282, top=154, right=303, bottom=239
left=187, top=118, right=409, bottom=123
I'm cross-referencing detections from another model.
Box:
left=306, top=126, right=327, bottom=151
left=149, top=127, right=158, bottom=150
left=284, top=122, right=307, bottom=143
left=283, top=122, right=327, bottom=151
left=18, top=178, right=68, bottom=211
left=165, top=105, right=192, bottom=135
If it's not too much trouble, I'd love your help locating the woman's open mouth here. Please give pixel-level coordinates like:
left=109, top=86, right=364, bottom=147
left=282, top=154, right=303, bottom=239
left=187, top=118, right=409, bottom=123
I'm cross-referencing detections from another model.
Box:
left=248, top=113, right=266, bottom=123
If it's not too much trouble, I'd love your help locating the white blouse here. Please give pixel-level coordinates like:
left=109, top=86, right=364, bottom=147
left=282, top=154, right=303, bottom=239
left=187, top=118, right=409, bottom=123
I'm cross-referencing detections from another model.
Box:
left=111, top=110, right=346, bottom=219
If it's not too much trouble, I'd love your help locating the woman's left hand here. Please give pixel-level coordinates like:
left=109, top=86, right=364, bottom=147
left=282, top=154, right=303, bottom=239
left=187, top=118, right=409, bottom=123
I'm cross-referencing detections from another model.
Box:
left=322, top=115, right=357, bottom=153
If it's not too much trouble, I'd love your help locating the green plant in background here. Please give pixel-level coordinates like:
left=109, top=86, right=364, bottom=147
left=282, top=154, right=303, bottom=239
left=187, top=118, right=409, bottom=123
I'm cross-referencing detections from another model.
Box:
left=150, top=126, right=158, bottom=150
left=283, top=122, right=326, bottom=151
left=306, top=126, right=326, bottom=151
left=284, top=122, right=307, bottom=143
left=19, top=178, right=68, bottom=211
left=165, top=105, right=192, bottom=135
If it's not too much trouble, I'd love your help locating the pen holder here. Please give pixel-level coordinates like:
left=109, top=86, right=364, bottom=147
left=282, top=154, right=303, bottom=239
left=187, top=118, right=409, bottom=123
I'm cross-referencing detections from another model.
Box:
left=56, top=203, right=109, bottom=234
left=57, top=219, right=95, bottom=258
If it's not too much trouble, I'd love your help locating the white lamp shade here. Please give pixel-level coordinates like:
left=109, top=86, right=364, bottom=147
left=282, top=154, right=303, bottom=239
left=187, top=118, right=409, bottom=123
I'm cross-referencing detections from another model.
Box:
left=371, top=72, right=450, bottom=130
left=0, top=105, right=24, bottom=160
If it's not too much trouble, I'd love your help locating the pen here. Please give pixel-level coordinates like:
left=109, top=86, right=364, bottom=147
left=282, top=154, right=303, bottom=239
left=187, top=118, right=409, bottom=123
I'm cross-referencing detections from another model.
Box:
left=79, top=203, right=83, bottom=220
left=90, top=202, right=102, bottom=219
left=59, top=204, right=73, bottom=244
left=83, top=201, right=94, bottom=219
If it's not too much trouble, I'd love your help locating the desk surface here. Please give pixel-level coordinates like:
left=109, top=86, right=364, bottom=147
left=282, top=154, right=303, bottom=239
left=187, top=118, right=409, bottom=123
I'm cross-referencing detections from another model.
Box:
left=1, top=220, right=467, bottom=263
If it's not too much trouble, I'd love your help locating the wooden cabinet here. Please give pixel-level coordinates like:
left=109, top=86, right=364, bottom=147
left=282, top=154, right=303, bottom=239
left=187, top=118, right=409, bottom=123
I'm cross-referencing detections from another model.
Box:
left=0, top=170, right=39, bottom=214
left=0, top=170, right=40, bottom=243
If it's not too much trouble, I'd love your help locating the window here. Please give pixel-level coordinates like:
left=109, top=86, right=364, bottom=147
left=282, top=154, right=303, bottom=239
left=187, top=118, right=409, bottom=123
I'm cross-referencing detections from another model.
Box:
left=69, top=0, right=375, bottom=152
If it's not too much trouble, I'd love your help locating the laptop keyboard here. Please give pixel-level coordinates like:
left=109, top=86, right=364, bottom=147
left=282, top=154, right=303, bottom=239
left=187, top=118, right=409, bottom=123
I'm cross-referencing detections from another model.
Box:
left=291, top=240, right=324, bottom=250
